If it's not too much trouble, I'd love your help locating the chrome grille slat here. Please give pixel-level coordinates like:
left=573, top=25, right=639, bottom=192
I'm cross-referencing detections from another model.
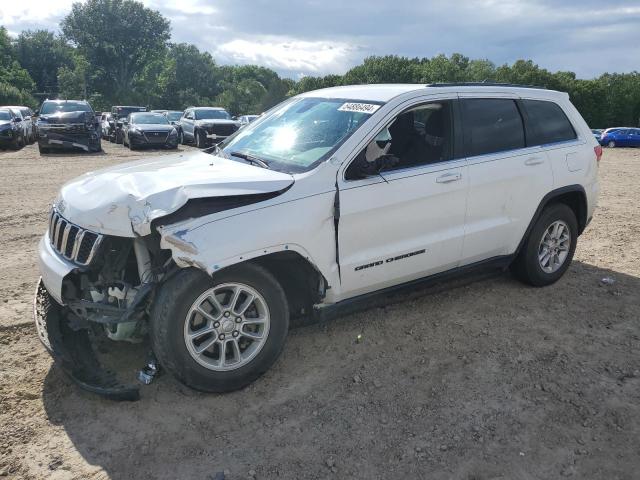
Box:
left=71, top=230, right=85, bottom=259
left=48, top=207, right=103, bottom=266
left=53, top=217, right=63, bottom=249
left=61, top=223, right=71, bottom=256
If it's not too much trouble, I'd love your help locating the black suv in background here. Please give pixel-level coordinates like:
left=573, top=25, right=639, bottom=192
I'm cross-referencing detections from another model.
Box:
left=35, top=100, right=101, bottom=154
left=109, top=105, right=147, bottom=143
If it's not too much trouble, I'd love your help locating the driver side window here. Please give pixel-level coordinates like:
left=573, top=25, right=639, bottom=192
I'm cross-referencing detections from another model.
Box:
left=346, top=100, right=454, bottom=180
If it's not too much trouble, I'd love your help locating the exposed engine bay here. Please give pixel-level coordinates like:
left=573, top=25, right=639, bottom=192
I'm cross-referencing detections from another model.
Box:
left=35, top=232, right=172, bottom=401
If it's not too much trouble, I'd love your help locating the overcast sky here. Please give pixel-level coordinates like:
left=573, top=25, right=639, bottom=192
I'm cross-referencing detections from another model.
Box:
left=2, top=0, right=639, bottom=79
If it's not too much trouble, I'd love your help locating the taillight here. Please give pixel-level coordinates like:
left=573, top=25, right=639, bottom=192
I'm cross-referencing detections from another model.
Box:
left=594, top=145, right=602, bottom=163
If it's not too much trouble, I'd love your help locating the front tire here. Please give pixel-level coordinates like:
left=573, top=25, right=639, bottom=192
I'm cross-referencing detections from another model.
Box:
left=511, top=203, right=578, bottom=287
left=195, top=129, right=206, bottom=148
left=608, top=140, right=616, bottom=148
left=150, top=265, right=289, bottom=392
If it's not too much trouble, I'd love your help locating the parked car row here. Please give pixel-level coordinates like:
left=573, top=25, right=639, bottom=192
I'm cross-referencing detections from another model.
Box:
left=1, top=98, right=259, bottom=155
left=102, top=105, right=259, bottom=151
left=0, top=105, right=36, bottom=149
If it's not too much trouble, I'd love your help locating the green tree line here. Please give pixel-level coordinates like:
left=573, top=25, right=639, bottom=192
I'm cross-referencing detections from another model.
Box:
left=0, top=0, right=638, bottom=127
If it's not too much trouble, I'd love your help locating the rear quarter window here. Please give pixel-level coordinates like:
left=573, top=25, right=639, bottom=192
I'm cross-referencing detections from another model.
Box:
left=522, top=99, right=576, bottom=146
left=461, top=98, right=525, bottom=157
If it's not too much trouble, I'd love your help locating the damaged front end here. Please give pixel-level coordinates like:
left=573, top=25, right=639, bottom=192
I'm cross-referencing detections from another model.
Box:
left=37, top=111, right=101, bottom=152
left=35, top=218, right=173, bottom=401
left=35, top=152, right=296, bottom=399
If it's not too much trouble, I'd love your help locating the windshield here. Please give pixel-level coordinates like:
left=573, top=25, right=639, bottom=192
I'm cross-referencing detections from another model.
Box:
left=114, top=107, right=146, bottom=118
left=131, top=113, right=169, bottom=125
left=167, top=111, right=183, bottom=121
left=0, top=110, right=12, bottom=121
left=221, top=97, right=380, bottom=173
left=41, top=102, right=92, bottom=115
left=195, top=109, right=230, bottom=120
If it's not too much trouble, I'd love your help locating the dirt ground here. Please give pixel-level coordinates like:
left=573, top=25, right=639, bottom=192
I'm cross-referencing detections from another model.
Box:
left=0, top=142, right=638, bottom=480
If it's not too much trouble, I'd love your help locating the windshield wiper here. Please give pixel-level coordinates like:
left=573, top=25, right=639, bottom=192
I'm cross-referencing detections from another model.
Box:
left=230, top=151, right=270, bottom=169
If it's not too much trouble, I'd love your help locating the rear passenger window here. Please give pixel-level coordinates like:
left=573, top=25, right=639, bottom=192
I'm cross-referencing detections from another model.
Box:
left=523, top=100, right=576, bottom=145
left=461, top=99, right=525, bottom=157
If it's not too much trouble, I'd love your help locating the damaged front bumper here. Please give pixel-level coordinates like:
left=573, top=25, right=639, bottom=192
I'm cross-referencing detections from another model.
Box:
left=38, top=130, right=100, bottom=152
left=34, top=279, right=141, bottom=401
left=34, top=234, right=154, bottom=401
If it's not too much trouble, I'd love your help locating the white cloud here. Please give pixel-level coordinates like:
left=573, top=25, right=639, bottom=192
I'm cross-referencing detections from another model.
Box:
left=1, top=0, right=76, bottom=34
left=216, top=38, right=356, bottom=74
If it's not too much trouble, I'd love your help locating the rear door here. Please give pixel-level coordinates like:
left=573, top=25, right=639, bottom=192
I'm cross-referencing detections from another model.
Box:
left=459, top=96, right=554, bottom=264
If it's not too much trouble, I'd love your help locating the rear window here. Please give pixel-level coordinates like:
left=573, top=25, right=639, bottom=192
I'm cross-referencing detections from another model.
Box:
left=523, top=100, right=576, bottom=145
left=461, top=99, right=525, bottom=157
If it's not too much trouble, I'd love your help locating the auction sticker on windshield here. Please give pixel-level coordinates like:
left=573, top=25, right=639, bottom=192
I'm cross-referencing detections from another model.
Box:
left=337, top=103, right=381, bottom=114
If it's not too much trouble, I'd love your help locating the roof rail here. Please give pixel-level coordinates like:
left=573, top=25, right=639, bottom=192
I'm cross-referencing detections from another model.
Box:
left=426, top=82, right=546, bottom=89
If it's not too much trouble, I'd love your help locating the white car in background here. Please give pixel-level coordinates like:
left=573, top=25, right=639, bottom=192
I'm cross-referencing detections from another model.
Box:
left=34, top=83, right=600, bottom=400
left=5, top=106, right=34, bottom=143
left=177, top=107, right=240, bottom=147
left=238, top=114, right=259, bottom=127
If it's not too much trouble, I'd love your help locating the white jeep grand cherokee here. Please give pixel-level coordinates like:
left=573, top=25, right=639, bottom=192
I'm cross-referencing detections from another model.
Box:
left=34, top=83, right=600, bottom=399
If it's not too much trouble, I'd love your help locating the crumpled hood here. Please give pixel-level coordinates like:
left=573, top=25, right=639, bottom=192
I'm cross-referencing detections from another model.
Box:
left=56, top=150, right=294, bottom=237
left=40, top=111, right=94, bottom=124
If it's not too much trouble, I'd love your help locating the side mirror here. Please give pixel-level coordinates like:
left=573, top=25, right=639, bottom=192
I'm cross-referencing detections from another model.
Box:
left=345, top=134, right=399, bottom=181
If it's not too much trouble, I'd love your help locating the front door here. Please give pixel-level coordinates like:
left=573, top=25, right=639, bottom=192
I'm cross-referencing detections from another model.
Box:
left=337, top=99, right=468, bottom=298
left=182, top=110, right=195, bottom=139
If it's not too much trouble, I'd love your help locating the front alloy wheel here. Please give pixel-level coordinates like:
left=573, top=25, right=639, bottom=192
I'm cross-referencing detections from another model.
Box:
left=184, top=283, right=270, bottom=371
left=608, top=141, right=616, bottom=148
left=150, top=265, right=289, bottom=392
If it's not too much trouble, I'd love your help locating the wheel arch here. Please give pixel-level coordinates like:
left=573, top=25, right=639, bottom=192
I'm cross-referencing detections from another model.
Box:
left=162, top=238, right=330, bottom=318
left=515, top=185, right=588, bottom=257
left=247, top=251, right=328, bottom=319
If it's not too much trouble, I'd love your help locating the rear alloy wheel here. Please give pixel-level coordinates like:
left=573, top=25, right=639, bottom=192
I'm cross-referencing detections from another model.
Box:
left=511, top=203, right=578, bottom=286
left=150, top=265, right=289, bottom=392
left=608, top=140, right=616, bottom=148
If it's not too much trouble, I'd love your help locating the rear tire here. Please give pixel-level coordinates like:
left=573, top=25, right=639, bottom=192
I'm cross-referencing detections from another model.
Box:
left=150, top=265, right=290, bottom=393
left=511, top=203, right=578, bottom=287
